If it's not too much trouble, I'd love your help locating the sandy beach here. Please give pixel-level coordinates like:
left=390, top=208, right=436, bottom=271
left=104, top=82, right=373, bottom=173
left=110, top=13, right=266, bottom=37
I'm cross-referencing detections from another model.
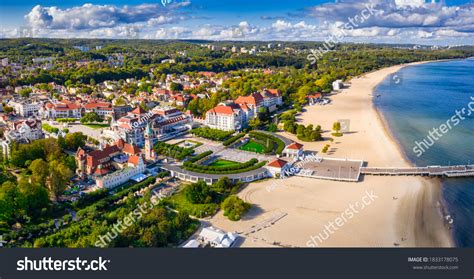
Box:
left=206, top=62, right=453, bottom=248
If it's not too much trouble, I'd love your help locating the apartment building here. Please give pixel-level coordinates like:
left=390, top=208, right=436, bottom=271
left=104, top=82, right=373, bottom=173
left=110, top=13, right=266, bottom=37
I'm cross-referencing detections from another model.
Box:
left=7, top=99, right=42, bottom=117
left=41, top=101, right=82, bottom=119
left=83, top=101, right=114, bottom=118
left=205, top=102, right=252, bottom=131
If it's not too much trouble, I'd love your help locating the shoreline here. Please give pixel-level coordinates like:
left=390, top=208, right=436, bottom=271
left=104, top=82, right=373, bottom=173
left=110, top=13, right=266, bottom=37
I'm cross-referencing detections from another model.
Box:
left=370, top=61, right=434, bottom=167
left=205, top=60, right=454, bottom=248
left=370, top=61, right=454, bottom=247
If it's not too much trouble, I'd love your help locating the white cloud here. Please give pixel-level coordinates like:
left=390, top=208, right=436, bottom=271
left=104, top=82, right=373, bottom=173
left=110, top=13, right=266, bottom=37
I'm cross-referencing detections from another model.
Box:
left=1, top=0, right=471, bottom=44
left=153, top=27, right=190, bottom=39
left=25, top=2, right=190, bottom=30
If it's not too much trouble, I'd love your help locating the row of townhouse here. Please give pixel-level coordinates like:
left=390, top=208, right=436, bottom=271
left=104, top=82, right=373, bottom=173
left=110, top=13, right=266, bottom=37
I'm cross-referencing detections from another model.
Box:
left=41, top=100, right=115, bottom=119
left=204, top=89, right=283, bottom=131
left=6, top=98, right=119, bottom=120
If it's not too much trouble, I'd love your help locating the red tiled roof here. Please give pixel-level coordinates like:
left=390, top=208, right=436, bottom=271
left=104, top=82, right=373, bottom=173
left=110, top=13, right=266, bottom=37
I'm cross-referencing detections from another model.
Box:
left=173, top=95, right=186, bottom=102
left=286, top=142, right=303, bottom=150
left=307, top=92, right=322, bottom=99
left=131, top=106, right=147, bottom=115
left=128, top=155, right=141, bottom=166
left=207, top=105, right=235, bottom=115
left=267, top=159, right=288, bottom=169
left=198, top=71, right=216, bottom=77
left=114, top=138, right=125, bottom=149
left=84, top=101, right=112, bottom=110
left=123, top=143, right=141, bottom=155
left=154, top=89, right=171, bottom=95
left=235, top=93, right=263, bottom=106
left=86, top=145, right=121, bottom=168
left=263, top=89, right=281, bottom=97
left=94, top=168, right=109, bottom=175
left=239, top=103, right=250, bottom=111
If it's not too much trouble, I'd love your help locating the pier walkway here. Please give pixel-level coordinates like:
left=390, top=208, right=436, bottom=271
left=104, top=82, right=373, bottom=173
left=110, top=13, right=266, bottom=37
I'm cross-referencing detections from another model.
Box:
left=360, top=165, right=474, bottom=177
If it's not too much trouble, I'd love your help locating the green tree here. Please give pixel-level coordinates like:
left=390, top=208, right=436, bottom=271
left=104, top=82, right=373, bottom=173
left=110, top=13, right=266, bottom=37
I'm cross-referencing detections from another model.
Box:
left=249, top=118, right=261, bottom=130
left=184, top=181, right=213, bottom=204
left=19, top=87, right=33, bottom=98
left=18, top=179, right=49, bottom=218
left=221, top=195, right=251, bottom=221
left=267, top=123, right=277, bottom=133
left=63, top=132, right=86, bottom=150
left=29, top=159, right=49, bottom=187
left=46, top=160, right=73, bottom=201
left=0, top=181, right=25, bottom=224
left=212, top=177, right=233, bottom=193
left=114, top=96, right=127, bottom=106
left=80, top=112, right=102, bottom=124
left=3, top=106, right=14, bottom=114
left=170, top=82, right=183, bottom=91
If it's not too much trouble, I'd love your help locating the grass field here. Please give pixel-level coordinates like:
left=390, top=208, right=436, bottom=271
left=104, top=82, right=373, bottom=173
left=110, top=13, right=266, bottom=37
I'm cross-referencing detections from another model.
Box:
left=165, top=187, right=219, bottom=218
left=240, top=141, right=265, bottom=153
left=208, top=159, right=240, bottom=167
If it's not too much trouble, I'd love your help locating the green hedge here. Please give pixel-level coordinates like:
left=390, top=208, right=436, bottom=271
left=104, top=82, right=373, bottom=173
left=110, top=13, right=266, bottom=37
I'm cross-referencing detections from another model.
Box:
left=187, top=151, right=213, bottom=163
left=42, top=123, right=59, bottom=134
left=183, top=159, right=266, bottom=174
left=249, top=131, right=285, bottom=155
left=184, top=161, right=267, bottom=174
left=57, top=118, right=77, bottom=123
left=184, top=158, right=257, bottom=171
left=223, top=132, right=246, bottom=146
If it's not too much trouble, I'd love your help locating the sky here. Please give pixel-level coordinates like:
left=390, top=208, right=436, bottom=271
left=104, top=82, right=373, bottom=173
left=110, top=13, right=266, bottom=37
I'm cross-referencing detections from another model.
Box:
left=1, top=0, right=474, bottom=44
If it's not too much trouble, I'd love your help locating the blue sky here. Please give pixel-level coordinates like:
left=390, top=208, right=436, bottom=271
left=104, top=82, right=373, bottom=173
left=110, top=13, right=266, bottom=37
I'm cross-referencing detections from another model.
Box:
left=1, top=0, right=474, bottom=44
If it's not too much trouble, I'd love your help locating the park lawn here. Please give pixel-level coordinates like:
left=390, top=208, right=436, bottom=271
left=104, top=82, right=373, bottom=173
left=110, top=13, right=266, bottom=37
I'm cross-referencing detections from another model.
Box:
left=83, top=123, right=110, bottom=129
left=240, top=140, right=265, bottom=154
left=165, top=188, right=219, bottom=218
left=208, top=159, right=240, bottom=168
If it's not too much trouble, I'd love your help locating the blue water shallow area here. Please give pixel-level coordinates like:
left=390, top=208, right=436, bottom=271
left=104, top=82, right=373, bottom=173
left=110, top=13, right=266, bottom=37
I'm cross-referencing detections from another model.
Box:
left=374, top=58, right=474, bottom=247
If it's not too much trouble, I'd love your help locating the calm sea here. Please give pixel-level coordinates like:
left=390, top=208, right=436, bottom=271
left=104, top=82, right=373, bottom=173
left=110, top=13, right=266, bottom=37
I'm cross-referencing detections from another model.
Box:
left=374, top=59, right=474, bottom=247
